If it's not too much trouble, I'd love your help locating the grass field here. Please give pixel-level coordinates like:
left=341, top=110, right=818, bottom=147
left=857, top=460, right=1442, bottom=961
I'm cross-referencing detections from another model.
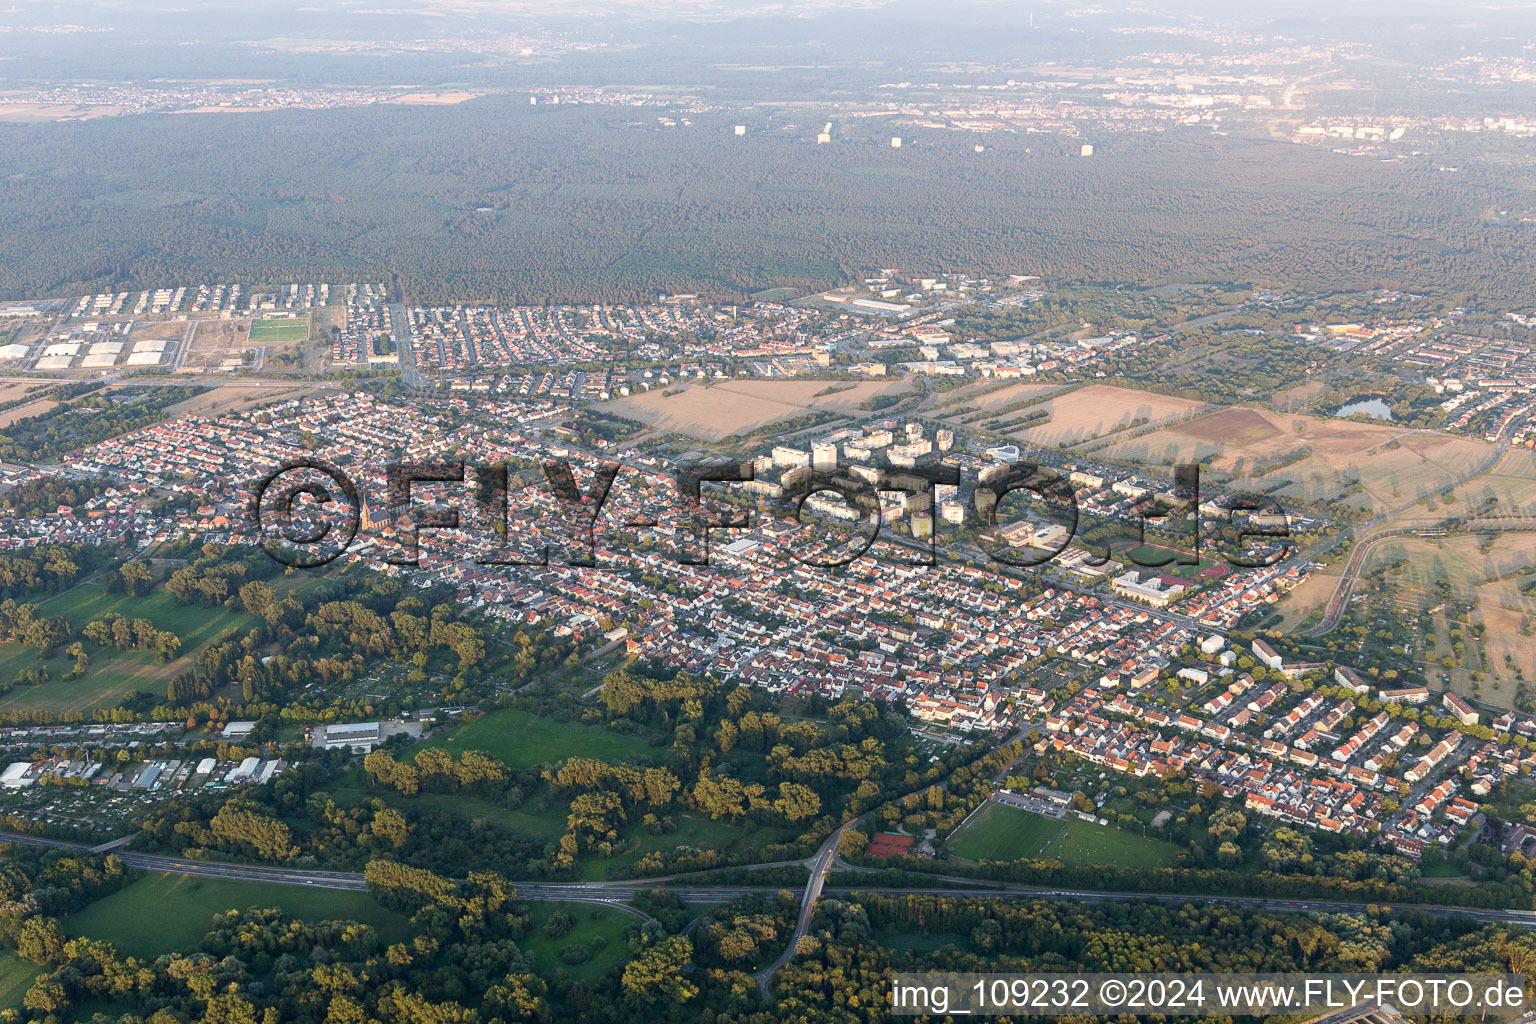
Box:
left=333, top=786, right=572, bottom=842
left=249, top=318, right=310, bottom=345
left=0, top=585, right=261, bottom=714
left=0, top=952, right=40, bottom=1011
left=935, top=382, right=1064, bottom=423
left=1110, top=541, right=1222, bottom=580
left=38, top=586, right=259, bottom=642
left=576, top=813, right=760, bottom=880
left=409, top=708, right=662, bottom=768
left=165, top=383, right=320, bottom=417
left=1451, top=448, right=1536, bottom=517
left=948, top=800, right=1180, bottom=867
left=517, top=901, right=635, bottom=982
left=64, top=873, right=410, bottom=960
left=1349, top=532, right=1536, bottom=707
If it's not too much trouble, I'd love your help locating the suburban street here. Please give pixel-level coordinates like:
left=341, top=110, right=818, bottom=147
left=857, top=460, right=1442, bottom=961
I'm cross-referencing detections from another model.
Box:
left=388, top=303, right=419, bottom=388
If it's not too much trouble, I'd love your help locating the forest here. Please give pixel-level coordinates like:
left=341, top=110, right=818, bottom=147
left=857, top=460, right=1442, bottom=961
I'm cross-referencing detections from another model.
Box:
left=0, top=100, right=1531, bottom=304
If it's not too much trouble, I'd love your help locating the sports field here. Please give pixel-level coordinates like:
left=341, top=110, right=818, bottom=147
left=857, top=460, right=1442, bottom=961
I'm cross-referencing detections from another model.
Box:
left=948, top=800, right=1179, bottom=867
left=63, top=872, right=410, bottom=960
left=249, top=318, right=310, bottom=345
left=409, top=707, right=662, bottom=768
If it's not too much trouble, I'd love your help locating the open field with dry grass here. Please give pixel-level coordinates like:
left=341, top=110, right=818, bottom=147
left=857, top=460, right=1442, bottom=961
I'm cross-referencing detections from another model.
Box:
left=181, top=318, right=252, bottom=373
left=164, top=383, right=322, bottom=417
left=0, top=101, right=126, bottom=122
left=1288, top=532, right=1536, bottom=707
left=1276, top=564, right=1343, bottom=633
left=1099, top=406, right=1492, bottom=512
left=1009, top=384, right=1208, bottom=447
left=1380, top=532, right=1536, bottom=707
left=1360, top=533, right=1536, bottom=600
left=935, top=381, right=1064, bottom=420
left=128, top=319, right=194, bottom=342
left=387, top=91, right=484, bottom=105
left=597, top=379, right=913, bottom=440
left=1452, top=449, right=1536, bottom=518
left=0, top=383, right=53, bottom=428
left=1271, top=380, right=1330, bottom=412
left=0, top=399, right=58, bottom=428
left=0, top=383, right=39, bottom=404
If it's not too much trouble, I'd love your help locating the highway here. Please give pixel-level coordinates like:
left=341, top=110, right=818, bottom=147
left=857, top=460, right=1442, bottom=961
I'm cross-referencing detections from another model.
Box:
left=753, top=820, right=853, bottom=993
left=7, top=830, right=1536, bottom=981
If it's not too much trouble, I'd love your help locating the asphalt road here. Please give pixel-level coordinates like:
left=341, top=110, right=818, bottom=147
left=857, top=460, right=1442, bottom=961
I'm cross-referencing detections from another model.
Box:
left=1298, top=436, right=1513, bottom=638
left=7, top=831, right=1535, bottom=973
left=387, top=303, right=419, bottom=388
left=753, top=820, right=852, bottom=993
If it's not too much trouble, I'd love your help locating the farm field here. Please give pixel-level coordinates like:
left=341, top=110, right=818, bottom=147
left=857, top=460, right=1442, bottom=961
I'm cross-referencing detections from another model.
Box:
left=1099, top=406, right=1493, bottom=512
left=1009, top=385, right=1207, bottom=448
left=63, top=872, right=411, bottom=960
left=409, top=707, right=663, bottom=768
left=596, top=379, right=912, bottom=440
left=947, top=800, right=1180, bottom=867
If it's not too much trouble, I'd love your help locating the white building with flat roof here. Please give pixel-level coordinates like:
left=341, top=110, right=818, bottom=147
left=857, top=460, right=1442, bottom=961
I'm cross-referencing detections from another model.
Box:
left=1, top=762, right=34, bottom=788
left=313, top=721, right=385, bottom=751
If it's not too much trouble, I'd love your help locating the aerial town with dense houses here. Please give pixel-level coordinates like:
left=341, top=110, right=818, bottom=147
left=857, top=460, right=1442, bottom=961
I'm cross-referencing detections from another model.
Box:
left=0, top=371, right=1522, bottom=863
left=0, top=265, right=1530, bottom=868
